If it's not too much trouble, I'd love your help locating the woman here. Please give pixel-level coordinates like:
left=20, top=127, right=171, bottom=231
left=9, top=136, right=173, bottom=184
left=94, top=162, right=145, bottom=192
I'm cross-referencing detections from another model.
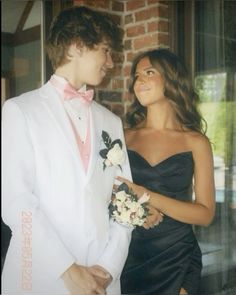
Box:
left=118, top=49, right=215, bottom=295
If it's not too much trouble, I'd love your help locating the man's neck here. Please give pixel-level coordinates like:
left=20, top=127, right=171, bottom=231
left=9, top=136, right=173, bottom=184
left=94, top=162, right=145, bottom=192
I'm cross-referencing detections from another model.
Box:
left=55, top=67, right=83, bottom=90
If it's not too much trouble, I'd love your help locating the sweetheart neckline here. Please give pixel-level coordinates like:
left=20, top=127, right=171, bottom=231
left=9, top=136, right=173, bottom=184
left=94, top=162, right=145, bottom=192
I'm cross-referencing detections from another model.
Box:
left=127, top=150, right=193, bottom=168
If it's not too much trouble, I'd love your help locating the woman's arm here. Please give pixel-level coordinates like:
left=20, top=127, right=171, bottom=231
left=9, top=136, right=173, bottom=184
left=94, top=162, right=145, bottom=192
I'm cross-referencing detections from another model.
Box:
left=117, top=135, right=215, bottom=227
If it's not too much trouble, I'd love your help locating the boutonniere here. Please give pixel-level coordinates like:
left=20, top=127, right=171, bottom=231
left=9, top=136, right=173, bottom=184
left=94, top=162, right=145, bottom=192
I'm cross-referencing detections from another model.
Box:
left=99, top=130, right=125, bottom=171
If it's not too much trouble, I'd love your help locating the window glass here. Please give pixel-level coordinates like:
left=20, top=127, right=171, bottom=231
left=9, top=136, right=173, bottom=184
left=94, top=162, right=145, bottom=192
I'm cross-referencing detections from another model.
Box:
left=1, top=0, right=42, bottom=100
left=194, top=0, right=236, bottom=293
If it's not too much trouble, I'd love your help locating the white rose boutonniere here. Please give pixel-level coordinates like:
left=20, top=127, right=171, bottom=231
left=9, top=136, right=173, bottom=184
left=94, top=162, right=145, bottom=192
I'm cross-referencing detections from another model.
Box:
left=109, top=183, right=150, bottom=227
left=99, top=131, right=125, bottom=171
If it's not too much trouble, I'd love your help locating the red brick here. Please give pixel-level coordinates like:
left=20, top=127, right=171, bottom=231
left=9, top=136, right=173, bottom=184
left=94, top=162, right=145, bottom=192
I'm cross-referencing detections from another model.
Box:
left=135, top=7, right=159, bottom=22
left=124, top=40, right=132, bottom=50
left=148, top=20, right=169, bottom=33
left=112, top=52, right=124, bottom=64
left=158, top=33, right=169, bottom=46
left=124, top=65, right=132, bottom=76
left=126, top=52, right=137, bottom=62
left=125, top=14, right=134, bottom=25
left=148, top=21, right=158, bottom=32
left=112, top=79, right=124, bottom=90
left=133, top=33, right=159, bottom=50
left=135, top=5, right=169, bottom=22
left=112, top=1, right=124, bottom=12
left=124, top=91, right=134, bottom=102
left=123, top=91, right=130, bottom=101
left=127, top=24, right=145, bottom=37
left=126, top=0, right=145, bottom=11
left=99, top=90, right=122, bottom=102
left=111, top=65, right=122, bottom=76
left=125, top=78, right=131, bottom=90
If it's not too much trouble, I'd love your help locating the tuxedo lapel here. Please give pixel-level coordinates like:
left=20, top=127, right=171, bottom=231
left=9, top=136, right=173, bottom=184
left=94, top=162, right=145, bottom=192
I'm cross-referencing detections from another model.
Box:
left=86, top=103, right=104, bottom=183
left=39, top=82, right=86, bottom=181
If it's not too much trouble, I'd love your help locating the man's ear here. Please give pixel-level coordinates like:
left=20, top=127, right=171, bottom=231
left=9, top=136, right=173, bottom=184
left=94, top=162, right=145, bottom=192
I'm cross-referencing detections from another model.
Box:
left=66, top=44, right=77, bottom=60
left=75, top=42, right=85, bottom=56
left=66, top=43, right=83, bottom=59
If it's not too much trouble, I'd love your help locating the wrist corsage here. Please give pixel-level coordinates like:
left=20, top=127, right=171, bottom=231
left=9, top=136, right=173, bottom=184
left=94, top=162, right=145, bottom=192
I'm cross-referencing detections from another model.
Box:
left=109, top=183, right=150, bottom=227
left=99, top=131, right=125, bottom=171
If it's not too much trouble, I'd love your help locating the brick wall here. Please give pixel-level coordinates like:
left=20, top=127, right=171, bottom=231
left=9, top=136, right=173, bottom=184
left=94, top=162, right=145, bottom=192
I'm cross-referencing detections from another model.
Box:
left=73, top=0, right=171, bottom=120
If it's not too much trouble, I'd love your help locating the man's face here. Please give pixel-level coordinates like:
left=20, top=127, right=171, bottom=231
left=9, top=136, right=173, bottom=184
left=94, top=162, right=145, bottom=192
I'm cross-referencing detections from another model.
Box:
left=74, top=42, right=114, bottom=87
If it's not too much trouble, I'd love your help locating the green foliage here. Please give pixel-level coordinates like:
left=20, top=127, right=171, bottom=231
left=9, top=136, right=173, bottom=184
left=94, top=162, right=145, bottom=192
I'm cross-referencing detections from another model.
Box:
left=199, top=101, right=235, bottom=159
left=195, top=73, right=230, bottom=160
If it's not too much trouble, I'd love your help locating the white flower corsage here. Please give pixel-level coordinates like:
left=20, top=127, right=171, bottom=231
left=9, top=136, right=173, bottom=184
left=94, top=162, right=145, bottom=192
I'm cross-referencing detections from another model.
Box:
left=99, top=130, right=125, bottom=171
left=109, top=183, right=150, bottom=227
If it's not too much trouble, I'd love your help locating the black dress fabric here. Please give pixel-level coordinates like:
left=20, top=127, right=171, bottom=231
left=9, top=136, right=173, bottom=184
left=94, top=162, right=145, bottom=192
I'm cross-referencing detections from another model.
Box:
left=121, top=150, right=202, bottom=295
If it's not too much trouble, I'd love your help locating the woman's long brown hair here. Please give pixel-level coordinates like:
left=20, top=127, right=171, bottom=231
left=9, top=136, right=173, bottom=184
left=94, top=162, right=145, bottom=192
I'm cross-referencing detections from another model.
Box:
left=126, top=49, right=207, bottom=134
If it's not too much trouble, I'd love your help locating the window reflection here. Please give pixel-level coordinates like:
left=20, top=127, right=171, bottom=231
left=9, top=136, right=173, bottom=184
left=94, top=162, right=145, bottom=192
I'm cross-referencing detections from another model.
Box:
left=193, top=1, right=236, bottom=293
left=196, top=73, right=227, bottom=203
left=1, top=0, right=42, bottom=100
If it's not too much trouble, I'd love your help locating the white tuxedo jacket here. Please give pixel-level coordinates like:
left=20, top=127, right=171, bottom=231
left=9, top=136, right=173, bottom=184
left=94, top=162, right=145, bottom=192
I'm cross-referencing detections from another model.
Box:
left=1, top=82, right=132, bottom=295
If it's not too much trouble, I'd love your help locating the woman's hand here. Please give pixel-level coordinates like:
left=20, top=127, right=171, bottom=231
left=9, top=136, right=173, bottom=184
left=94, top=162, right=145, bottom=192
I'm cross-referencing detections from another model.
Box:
left=115, top=176, right=147, bottom=198
left=144, top=205, right=164, bottom=229
left=115, top=176, right=164, bottom=229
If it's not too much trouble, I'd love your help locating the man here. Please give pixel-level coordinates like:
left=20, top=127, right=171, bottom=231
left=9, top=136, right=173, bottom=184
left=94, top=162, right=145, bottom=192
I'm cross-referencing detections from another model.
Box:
left=2, top=6, right=132, bottom=295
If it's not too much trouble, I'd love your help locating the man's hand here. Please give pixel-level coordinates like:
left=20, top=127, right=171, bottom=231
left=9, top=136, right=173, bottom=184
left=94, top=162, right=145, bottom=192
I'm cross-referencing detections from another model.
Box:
left=143, top=205, right=164, bottom=229
left=89, top=265, right=112, bottom=290
left=61, top=263, right=106, bottom=295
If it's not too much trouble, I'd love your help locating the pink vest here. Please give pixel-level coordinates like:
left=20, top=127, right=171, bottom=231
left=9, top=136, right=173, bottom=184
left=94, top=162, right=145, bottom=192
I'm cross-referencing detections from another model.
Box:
left=68, top=116, right=91, bottom=174
left=49, top=76, right=91, bottom=173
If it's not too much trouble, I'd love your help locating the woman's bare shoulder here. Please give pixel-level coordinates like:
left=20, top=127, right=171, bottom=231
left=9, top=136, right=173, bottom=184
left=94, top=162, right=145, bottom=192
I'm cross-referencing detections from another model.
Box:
left=185, top=131, right=210, bottom=145
left=185, top=131, right=213, bottom=158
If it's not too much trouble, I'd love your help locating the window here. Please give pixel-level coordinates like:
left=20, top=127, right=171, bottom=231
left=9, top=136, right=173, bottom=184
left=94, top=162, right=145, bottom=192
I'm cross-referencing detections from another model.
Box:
left=1, top=0, right=42, bottom=98
left=174, top=1, right=236, bottom=294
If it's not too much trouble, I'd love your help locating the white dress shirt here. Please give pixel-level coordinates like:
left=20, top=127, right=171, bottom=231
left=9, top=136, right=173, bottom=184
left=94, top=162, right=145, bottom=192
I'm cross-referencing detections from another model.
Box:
left=52, top=74, right=90, bottom=142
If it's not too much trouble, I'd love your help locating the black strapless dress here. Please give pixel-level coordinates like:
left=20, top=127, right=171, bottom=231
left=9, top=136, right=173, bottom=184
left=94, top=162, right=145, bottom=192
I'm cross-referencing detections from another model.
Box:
left=121, top=150, right=202, bottom=295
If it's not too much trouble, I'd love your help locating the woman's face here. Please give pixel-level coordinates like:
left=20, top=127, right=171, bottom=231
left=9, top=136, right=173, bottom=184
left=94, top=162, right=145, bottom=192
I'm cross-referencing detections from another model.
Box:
left=133, top=57, right=166, bottom=107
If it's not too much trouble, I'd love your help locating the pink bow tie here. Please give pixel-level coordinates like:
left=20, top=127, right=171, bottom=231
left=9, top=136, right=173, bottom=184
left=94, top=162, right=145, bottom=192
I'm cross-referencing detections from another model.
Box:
left=50, top=76, right=94, bottom=106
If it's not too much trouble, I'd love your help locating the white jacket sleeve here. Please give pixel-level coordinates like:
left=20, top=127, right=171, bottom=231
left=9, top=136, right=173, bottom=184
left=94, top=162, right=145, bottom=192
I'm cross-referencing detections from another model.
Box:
left=2, top=100, right=74, bottom=281
left=96, top=119, right=133, bottom=281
